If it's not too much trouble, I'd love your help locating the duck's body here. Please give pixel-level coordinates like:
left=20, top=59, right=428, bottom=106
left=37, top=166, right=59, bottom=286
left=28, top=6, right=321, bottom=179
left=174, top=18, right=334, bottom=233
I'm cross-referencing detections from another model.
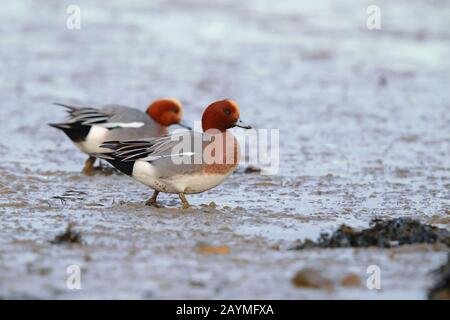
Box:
left=101, top=131, right=239, bottom=194
left=61, top=105, right=168, bottom=154
left=49, top=99, right=190, bottom=175
left=96, top=99, right=251, bottom=208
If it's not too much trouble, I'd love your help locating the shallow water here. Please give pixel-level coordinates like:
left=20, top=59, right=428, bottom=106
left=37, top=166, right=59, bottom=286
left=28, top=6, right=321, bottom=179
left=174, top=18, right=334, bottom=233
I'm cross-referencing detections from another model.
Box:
left=0, top=0, right=449, bottom=299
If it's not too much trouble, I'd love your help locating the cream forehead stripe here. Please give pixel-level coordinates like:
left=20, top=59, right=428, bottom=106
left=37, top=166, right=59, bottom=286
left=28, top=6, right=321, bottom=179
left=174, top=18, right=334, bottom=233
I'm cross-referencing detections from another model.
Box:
left=165, top=98, right=182, bottom=109
left=226, top=99, right=239, bottom=112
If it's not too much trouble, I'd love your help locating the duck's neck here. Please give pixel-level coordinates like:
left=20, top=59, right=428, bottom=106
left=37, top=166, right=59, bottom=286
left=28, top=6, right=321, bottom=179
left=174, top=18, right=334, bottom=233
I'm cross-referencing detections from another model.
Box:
left=202, top=131, right=240, bottom=173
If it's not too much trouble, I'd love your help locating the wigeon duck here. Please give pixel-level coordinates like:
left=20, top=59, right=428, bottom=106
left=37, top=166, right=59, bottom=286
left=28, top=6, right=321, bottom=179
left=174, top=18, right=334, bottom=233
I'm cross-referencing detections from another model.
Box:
left=95, top=99, right=252, bottom=209
left=49, top=99, right=191, bottom=175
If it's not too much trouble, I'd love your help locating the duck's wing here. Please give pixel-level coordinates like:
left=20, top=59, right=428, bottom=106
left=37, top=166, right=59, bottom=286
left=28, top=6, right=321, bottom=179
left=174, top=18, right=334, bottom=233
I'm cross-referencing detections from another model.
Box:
left=52, top=103, right=111, bottom=126
left=50, top=103, right=146, bottom=129
left=96, top=131, right=200, bottom=162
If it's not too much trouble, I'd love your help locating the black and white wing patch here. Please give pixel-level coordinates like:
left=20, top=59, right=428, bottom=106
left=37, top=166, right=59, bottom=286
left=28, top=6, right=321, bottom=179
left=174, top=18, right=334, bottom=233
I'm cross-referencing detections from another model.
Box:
left=97, top=133, right=195, bottom=163
left=51, top=103, right=145, bottom=129
left=53, top=102, right=111, bottom=126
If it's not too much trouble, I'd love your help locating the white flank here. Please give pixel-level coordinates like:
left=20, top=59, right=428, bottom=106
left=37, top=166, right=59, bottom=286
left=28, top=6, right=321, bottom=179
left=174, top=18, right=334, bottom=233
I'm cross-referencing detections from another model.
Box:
left=75, top=125, right=109, bottom=154
left=132, top=160, right=232, bottom=194
left=132, top=161, right=165, bottom=190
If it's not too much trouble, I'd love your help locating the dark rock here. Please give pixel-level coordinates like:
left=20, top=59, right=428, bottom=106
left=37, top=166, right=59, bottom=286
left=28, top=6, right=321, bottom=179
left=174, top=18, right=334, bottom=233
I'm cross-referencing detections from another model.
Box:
left=244, top=166, right=262, bottom=174
left=340, top=274, right=361, bottom=287
left=428, top=253, right=450, bottom=300
left=292, top=268, right=333, bottom=290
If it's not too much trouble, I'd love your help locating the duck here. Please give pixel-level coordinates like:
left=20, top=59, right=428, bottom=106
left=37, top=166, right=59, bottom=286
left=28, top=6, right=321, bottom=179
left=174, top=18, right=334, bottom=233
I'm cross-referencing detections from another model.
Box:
left=95, top=99, right=252, bottom=209
left=49, top=99, right=191, bottom=175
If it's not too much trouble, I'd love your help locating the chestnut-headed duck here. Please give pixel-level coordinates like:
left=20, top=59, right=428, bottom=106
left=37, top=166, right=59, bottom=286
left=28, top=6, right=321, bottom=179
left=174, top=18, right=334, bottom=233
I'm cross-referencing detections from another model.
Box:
left=95, top=99, right=252, bottom=209
left=49, top=98, right=191, bottom=175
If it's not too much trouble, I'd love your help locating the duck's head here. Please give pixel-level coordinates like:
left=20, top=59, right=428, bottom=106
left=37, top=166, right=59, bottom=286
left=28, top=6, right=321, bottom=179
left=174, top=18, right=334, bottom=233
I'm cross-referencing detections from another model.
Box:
left=201, top=99, right=252, bottom=132
left=146, top=98, right=191, bottom=129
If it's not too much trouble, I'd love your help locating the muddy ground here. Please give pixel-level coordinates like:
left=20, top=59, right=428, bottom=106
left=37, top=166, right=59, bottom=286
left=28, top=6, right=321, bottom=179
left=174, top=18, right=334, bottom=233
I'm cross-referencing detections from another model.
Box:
left=0, top=0, right=449, bottom=299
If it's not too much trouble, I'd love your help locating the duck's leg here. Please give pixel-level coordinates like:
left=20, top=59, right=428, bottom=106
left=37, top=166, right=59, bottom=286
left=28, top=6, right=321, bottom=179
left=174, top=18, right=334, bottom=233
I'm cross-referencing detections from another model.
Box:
left=145, top=190, right=160, bottom=208
left=82, top=156, right=96, bottom=176
left=178, top=193, right=190, bottom=209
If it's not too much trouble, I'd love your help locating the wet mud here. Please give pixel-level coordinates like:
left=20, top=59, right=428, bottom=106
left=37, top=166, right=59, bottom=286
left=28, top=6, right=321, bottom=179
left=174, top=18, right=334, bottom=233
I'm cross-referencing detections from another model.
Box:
left=0, top=0, right=449, bottom=299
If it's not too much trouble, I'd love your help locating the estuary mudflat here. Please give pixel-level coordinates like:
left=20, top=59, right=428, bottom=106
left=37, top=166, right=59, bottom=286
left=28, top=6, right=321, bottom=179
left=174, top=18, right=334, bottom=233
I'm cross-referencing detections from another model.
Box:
left=0, top=0, right=449, bottom=299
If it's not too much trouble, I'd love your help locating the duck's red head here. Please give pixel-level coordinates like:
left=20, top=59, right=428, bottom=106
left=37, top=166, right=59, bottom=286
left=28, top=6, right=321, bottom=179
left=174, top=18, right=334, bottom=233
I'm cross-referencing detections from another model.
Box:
left=146, top=98, right=190, bottom=129
left=201, top=99, right=252, bottom=132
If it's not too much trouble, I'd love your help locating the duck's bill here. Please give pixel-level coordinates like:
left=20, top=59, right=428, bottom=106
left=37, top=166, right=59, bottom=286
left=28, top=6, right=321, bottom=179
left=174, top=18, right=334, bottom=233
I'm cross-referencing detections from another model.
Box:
left=177, top=120, right=192, bottom=130
left=234, top=119, right=252, bottom=129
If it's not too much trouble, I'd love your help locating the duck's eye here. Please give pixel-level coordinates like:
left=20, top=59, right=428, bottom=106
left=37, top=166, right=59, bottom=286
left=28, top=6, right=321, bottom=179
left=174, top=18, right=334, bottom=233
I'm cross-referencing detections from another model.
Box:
left=224, top=109, right=231, bottom=116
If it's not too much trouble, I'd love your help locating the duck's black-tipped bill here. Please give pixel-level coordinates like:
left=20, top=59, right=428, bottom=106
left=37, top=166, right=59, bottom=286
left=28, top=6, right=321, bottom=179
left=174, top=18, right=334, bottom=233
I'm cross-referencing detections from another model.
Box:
left=234, top=119, right=252, bottom=129
left=176, top=120, right=192, bottom=130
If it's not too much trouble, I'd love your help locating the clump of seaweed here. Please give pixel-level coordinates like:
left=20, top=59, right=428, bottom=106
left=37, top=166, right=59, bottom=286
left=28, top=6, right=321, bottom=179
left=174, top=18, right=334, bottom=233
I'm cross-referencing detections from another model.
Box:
left=51, top=223, right=84, bottom=245
left=428, top=253, right=450, bottom=300
left=293, top=218, right=450, bottom=249
left=244, top=165, right=262, bottom=174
